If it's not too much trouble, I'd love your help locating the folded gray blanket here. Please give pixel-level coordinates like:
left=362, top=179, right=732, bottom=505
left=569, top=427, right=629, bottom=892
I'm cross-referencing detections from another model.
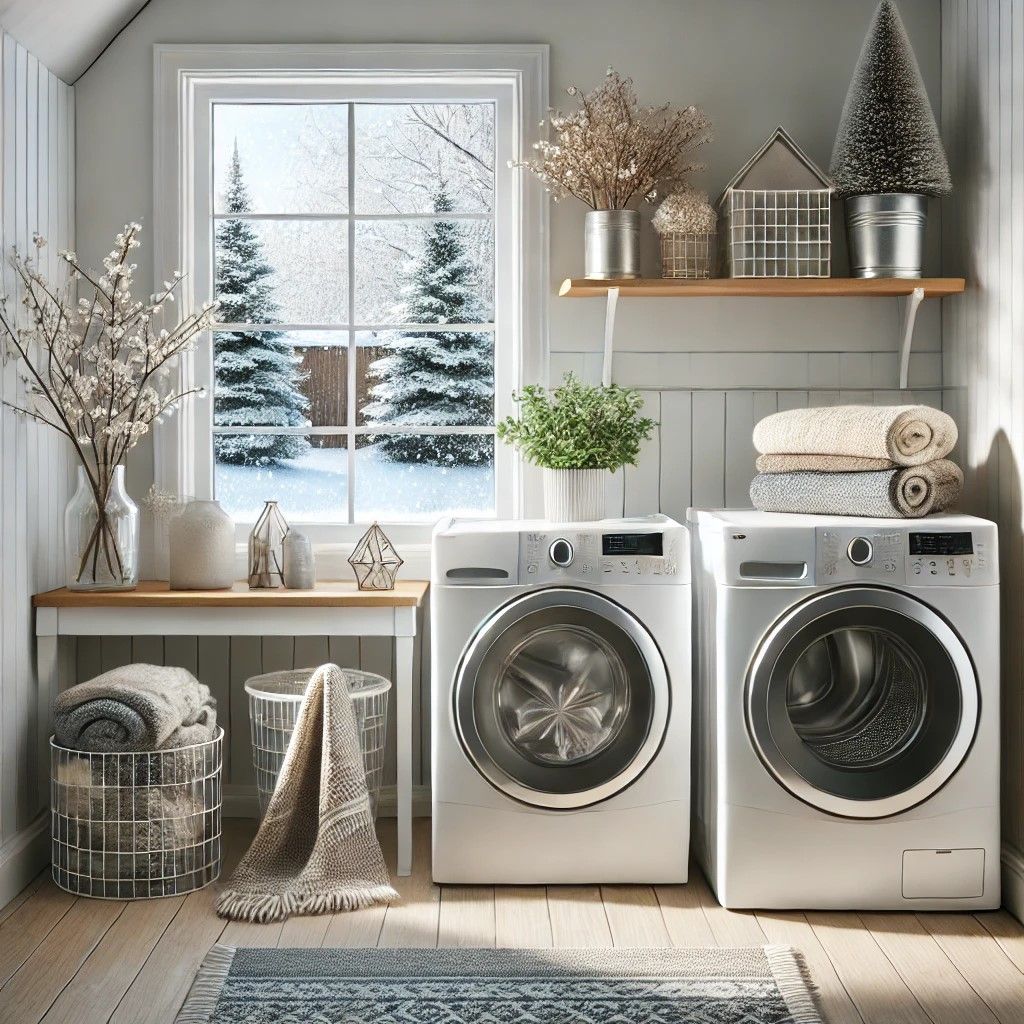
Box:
left=750, top=459, right=963, bottom=518
left=53, top=664, right=217, bottom=752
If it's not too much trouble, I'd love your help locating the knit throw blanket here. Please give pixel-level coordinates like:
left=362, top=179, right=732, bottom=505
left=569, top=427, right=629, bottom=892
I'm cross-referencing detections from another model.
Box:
left=216, top=664, right=397, bottom=922
left=53, top=664, right=217, bottom=752
left=750, top=459, right=963, bottom=518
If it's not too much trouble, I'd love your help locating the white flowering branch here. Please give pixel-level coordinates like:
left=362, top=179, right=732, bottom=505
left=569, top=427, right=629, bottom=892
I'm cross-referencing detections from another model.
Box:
left=514, top=68, right=712, bottom=210
left=0, top=223, right=217, bottom=582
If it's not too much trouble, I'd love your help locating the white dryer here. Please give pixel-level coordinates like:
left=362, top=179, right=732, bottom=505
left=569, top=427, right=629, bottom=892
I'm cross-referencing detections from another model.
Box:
left=690, top=509, right=1000, bottom=910
left=431, top=515, right=690, bottom=883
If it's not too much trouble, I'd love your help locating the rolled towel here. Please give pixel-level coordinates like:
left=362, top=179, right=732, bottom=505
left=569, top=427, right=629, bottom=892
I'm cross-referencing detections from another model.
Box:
left=749, top=459, right=963, bottom=518
left=753, top=405, right=957, bottom=467
left=53, top=664, right=217, bottom=752
left=756, top=453, right=896, bottom=473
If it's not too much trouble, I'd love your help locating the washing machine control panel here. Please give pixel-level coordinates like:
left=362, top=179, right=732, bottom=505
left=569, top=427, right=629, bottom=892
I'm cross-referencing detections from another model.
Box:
left=816, top=527, right=994, bottom=585
left=520, top=529, right=684, bottom=582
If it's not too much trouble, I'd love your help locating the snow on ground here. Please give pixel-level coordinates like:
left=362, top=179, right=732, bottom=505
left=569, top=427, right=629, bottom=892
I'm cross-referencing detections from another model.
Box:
left=215, top=442, right=494, bottom=523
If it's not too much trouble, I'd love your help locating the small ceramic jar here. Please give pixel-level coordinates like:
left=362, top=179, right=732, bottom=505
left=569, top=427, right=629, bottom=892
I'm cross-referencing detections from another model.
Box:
left=169, top=500, right=236, bottom=590
left=283, top=530, right=316, bottom=590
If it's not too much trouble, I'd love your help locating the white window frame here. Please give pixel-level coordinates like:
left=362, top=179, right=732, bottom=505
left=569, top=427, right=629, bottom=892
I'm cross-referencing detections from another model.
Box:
left=153, top=44, right=548, bottom=546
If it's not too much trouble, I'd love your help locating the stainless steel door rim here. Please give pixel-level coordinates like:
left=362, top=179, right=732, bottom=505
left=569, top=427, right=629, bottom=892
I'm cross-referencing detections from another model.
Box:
left=746, top=586, right=978, bottom=819
left=454, top=587, right=670, bottom=809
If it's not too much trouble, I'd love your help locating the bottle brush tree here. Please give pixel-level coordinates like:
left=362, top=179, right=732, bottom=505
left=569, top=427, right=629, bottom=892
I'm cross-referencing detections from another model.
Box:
left=830, top=0, right=951, bottom=198
left=214, top=142, right=310, bottom=466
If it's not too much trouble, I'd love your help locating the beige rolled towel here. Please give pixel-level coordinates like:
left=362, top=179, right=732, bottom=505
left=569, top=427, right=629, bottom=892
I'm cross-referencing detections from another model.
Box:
left=753, top=405, right=957, bottom=467
left=756, top=453, right=897, bottom=473
left=892, top=459, right=964, bottom=517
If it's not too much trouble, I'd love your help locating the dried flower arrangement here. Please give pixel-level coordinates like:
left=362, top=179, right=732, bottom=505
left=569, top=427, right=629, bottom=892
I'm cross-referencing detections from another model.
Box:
left=515, top=68, right=711, bottom=210
left=652, top=187, right=717, bottom=235
left=0, top=224, right=217, bottom=586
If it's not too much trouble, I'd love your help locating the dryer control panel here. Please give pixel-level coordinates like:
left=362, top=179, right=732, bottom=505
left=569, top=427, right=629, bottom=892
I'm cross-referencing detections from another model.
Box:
left=815, top=526, right=996, bottom=586
left=519, top=527, right=685, bottom=584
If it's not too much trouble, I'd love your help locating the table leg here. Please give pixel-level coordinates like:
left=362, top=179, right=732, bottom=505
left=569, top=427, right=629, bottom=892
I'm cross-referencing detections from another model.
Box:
left=395, top=634, right=414, bottom=877
left=36, top=609, right=59, bottom=813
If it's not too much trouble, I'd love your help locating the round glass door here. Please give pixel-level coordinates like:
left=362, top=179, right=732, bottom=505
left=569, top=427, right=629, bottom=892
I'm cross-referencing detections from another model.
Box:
left=455, top=588, right=669, bottom=809
left=747, top=587, right=978, bottom=818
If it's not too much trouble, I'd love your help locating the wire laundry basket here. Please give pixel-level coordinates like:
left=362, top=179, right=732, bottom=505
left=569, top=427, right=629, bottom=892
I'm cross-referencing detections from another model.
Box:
left=246, top=667, right=390, bottom=819
left=50, top=727, right=223, bottom=899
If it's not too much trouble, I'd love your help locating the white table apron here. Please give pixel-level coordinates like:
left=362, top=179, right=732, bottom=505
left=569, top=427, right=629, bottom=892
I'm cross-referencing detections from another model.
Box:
left=35, top=602, right=417, bottom=876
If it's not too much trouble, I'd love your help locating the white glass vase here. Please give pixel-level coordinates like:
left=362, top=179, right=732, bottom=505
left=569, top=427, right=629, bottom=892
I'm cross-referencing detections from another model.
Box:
left=542, top=468, right=606, bottom=522
left=169, top=500, right=236, bottom=590
left=64, top=465, right=139, bottom=591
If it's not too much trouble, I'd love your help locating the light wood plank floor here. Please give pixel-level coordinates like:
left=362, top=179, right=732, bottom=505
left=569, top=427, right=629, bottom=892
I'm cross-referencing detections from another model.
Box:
left=0, top=818, right=1022, bottom=1024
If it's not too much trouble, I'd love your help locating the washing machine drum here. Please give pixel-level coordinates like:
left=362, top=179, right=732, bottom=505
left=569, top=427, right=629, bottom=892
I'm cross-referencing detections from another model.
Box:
left=747, top=586, right=979, bottom=819
left=454, top=588, right=670, bottom=809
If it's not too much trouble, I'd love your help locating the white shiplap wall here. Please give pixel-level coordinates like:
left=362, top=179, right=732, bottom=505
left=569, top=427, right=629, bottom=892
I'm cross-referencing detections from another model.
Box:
left=0, top=33, right=75, bottom=904
left=941, top=0, right=1024, bottom=921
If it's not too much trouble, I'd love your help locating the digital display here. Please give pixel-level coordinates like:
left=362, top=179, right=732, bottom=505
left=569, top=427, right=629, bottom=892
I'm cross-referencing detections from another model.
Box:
left=602, top=533, right=663, bottom=556
left=910, top=532, right=973, bottom=556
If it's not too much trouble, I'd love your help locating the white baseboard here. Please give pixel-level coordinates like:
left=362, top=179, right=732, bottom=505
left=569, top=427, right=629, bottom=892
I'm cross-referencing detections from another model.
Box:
left=0, top=813, right=49, bottom=908
left=223, top=784, right=432, bottom=819
left=1002, top=842, right=1024, bottom=924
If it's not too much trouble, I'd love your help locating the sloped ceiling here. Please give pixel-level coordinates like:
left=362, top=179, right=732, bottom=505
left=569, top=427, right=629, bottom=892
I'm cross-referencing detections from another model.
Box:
left=0, top=0, right=147, bottom=82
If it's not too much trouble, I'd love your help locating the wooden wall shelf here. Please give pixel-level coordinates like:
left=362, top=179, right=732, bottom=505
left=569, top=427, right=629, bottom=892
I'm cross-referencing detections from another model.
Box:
left=558, top=277, right=966, bottom=298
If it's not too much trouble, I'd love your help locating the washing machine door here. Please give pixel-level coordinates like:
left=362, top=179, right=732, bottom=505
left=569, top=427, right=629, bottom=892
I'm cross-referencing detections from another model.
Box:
left=747, top=586, right=979, bottom=818
left=454, top=587, right=670, bottom=809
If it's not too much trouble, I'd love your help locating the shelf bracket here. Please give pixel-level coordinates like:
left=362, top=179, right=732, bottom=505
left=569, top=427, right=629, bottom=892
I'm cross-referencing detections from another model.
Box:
left=602, top=286, right=620, bottom=386
left=898, top=286, right=926, bottom=390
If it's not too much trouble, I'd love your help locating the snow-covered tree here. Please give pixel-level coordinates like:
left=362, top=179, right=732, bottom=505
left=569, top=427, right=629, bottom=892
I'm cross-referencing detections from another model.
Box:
left=830, top=0, right=951, bottom=197
left=213, top=143, right=310, bottom=466
left=363, top=186, right=492, bottom=465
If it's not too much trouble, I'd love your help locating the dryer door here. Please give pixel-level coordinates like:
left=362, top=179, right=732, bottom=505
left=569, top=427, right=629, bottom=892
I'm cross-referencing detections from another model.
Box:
left=454, top=588, right=670, bottom=809
left=747, top=586, right=979, bottom=818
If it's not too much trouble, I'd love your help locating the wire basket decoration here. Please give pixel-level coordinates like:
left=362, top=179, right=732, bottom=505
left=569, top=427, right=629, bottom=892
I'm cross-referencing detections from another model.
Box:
left=348, top=521, right=403, bottom=591
left=722, top=188, right=831, bottom=278
left=50, top=728, right=223, bottom=899
left=246, top=668, right=391, bottom=819
left=660, top=231, right=715, bottom=279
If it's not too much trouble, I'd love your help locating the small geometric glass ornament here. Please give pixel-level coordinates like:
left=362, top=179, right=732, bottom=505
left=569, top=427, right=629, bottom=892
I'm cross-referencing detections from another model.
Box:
left=348, top=521, right=403, bottom=591
left=248, top=500, right=289, bottom=589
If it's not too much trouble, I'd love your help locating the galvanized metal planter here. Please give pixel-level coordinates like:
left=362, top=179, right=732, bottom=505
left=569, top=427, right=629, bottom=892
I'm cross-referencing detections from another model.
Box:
left=585, top=210, right=640, bottom=279
left=845, top=193, right=928, bottom=278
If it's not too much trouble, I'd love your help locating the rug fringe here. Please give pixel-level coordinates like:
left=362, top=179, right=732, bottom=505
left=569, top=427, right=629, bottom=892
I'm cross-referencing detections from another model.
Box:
left=764, top=944, right=822, bottom=1024
left=216, top=884, right=398, bottom=922
left=174, top=944, right=236, bottom=1024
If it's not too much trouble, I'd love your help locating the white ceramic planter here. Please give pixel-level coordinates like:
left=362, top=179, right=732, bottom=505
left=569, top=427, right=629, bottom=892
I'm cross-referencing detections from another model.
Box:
left=169, top=500, right=236, bottom=590
left=542, top=468, right=606, bottom=522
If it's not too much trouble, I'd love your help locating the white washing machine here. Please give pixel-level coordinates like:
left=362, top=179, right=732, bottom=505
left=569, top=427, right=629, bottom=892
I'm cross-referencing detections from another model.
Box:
left=690, top=509, right=1000, bottom=910
left=431, top=515, right=690, bottom=883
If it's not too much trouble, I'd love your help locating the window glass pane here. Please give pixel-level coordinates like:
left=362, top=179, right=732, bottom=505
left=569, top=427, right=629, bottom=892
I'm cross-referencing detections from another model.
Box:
left=214, top=104, right=348, bottom=214
left=354, top=103, right=494, bottom=214
left=356, top=331, right=493, bottom=427
left=214, top=434, right=347, bottom=523
left=213, top=331, right=346, bottom=430
left=353, top=433, right=494, bottom=522
left=215, top=219, right=348, bottom=324
left=354, top=218, right=492, bottom=324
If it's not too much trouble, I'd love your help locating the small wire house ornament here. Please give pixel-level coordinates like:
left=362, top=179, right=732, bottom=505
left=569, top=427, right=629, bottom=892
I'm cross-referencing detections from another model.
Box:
left=718, top=126, right=833, bottom=278
left=248, top=500, right=289, bottom=589
left=348, top=522, right=404, bottom=591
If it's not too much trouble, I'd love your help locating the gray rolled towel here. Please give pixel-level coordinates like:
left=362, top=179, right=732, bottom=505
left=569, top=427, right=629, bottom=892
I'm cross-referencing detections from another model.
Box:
left=753, top=404, right=957, bottom=467
left=750, top=460, right=963, bottom=518
left=53, top=664, right=217, bottom=752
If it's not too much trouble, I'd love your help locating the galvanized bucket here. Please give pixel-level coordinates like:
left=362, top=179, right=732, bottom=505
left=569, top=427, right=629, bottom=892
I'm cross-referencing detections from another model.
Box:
left=585, top=210, right=640, bottom=279
left=845, top=193, right=928, bottom=278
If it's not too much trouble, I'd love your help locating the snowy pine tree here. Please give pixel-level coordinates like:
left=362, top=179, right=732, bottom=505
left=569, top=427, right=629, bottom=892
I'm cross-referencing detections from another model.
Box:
left=363, top=186, right=492, bottom=465
left=213, top=143, right=310, bottom=466
left=830, top=0, right=951, bottom=197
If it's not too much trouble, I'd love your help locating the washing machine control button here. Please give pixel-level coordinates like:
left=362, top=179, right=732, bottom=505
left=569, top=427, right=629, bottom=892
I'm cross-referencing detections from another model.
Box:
left=847, top=537, right=873, bottom=565
left=549, top=538, right=574, bottom=567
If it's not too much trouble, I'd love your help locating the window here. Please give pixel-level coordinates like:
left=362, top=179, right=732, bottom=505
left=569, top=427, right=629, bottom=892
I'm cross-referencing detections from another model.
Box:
left=155, top=46, right=548, bottom=538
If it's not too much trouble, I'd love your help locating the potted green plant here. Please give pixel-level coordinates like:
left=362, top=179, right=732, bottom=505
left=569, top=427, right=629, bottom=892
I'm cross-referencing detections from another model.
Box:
left=830, top=0, right=952, bottom=278
left=496, top=373, right=656, bottom=521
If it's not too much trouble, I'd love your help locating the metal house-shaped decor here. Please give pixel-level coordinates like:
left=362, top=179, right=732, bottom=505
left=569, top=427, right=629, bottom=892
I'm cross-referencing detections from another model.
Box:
left=718, top=126, right=833, bottom=278
left=348, top=522, right=404, bottom=591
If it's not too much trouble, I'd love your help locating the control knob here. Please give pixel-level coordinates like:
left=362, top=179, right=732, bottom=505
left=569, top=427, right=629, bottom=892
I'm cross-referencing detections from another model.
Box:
left=847, top=537, right=873, bottom=566
left=549, top=538, right=574, bottom=567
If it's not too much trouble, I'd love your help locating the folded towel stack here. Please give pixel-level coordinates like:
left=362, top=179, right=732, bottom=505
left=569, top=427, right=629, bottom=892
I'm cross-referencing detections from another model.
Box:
left=750, top=405, right=962, bottom=518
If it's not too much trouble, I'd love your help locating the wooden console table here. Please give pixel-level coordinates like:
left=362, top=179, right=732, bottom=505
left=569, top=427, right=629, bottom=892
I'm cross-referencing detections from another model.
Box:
left=33, top=580, right=429, bottom=876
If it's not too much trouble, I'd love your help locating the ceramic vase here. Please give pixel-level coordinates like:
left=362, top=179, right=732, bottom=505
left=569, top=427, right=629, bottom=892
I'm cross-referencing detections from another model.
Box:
left=542, top=468, right=606, bottom=522
left=64, top=465, right=139, bottom=591
left=169, top=500, right=235, bottom=590
left=248, top=501, right=289, bottom=589
left=282, top=530, right=315, bottom=589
